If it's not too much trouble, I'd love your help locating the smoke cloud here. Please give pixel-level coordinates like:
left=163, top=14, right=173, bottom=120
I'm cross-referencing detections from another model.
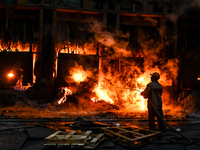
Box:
left=167, top=0, right=200, bottom=23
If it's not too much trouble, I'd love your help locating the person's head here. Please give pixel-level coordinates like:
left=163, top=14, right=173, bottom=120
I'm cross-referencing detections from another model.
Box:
left=150, top=72, right=160, bottom=81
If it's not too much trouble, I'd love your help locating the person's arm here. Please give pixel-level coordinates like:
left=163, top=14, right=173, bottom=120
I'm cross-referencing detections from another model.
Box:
left=140, top=84, right=151, bottom=99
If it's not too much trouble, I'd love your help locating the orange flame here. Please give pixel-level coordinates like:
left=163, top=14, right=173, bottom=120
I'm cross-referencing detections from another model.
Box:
left=8, top=72, right=14, bottom=78
left=56, top=44, right=97, bottom=55
left=91, top=86, right=114, bottom=104
left=54, top=20, right=180, bottom=113
left=0, top=41, right=38, bottom=85
left=69, top=63, right=92, bottom=83
left=0, top=40, right=31, bottom=52
left=58, top=87, right=73, bottom=104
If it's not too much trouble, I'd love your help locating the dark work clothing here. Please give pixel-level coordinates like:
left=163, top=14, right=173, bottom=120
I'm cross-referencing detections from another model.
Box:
left=143, top=80, right=163, bottom=109
left=141, top=80, right=166, bottom=132
left=148, top=108, right=165, bottom=132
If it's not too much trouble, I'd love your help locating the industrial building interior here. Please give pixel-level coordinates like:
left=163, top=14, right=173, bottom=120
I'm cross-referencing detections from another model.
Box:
left=0, top=0, right=200, bottom=150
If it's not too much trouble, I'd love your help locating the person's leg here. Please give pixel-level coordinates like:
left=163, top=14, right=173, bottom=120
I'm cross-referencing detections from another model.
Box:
left=156, top=109, right=166, bottom=132
left=148, top=108, right=156, bottom=130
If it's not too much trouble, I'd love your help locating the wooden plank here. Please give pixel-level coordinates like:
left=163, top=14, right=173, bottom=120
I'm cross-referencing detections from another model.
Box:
left=84, top=133, right=105, bottom=149
left=45, top=131, right=62, bottom=140
left=116, top=128, right=144, bottom=136
left=84, top=131, right=92, bottom=138
left=44, top=130, right=93, bottom=146
left=101, top=127, right=162, bottom=148
left=102, top=128, right=132, bottom=140
left=65, top=131, right=77, bottom=139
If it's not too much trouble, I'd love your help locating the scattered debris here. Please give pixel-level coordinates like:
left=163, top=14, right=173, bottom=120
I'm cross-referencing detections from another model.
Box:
left=175, top=128, right=181, bottom=132
left=179, top=90, right=200, bottom=111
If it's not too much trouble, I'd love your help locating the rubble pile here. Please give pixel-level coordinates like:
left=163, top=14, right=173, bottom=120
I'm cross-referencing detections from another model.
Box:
left=0, top=89, right=30, bottom=107
left=179, top=90, right=200, bottom=111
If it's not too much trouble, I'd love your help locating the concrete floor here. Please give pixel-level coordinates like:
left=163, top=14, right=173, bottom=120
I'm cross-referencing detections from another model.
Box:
left=0, top=115, right=200, bottom=150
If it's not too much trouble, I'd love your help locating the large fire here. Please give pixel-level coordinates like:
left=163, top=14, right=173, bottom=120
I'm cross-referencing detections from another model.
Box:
left=0, top=18, right=181, bottom=116
left=56, top=42, right=179, bottom=112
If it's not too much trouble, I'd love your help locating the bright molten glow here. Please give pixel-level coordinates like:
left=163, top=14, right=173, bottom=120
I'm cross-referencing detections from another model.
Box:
left=69, top=63, right=92, bottom=83
left=73, top=72, right=84, bottom=82
left=8, top=72, right=14, bottom=78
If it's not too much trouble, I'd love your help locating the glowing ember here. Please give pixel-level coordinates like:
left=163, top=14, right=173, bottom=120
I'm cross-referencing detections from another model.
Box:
left=58, top=87, right=73, bottom=104
left=69, top=63, right=92, bottom=83
left=198, top=78, right=200, bottom=81
left=73, top=72, right=83, bottom=82
left=8, top=72, right=14, bottom=78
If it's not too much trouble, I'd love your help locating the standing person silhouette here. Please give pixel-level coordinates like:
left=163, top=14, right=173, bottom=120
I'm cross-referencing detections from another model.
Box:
left=140, top=72, right=166, bottom=133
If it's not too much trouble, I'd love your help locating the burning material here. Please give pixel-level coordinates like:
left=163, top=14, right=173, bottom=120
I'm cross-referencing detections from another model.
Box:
left=7, top=71, right=14, bottom=78
left=0, top=17, right=183, bottom=119
left=91, top=87, right=114, bottom=104
left=57, top=44, right=97, bottom=55
left=0, top=41, right=37, bottom=87
left=14, top=78, right=31, bottom=91
left=0, top=40, right=34, bottom=52
left=54, top=17, right=180, bottom=113
left=69, top=63, right=92, bottom=83
left=58, top=87, right=73, bottom=104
